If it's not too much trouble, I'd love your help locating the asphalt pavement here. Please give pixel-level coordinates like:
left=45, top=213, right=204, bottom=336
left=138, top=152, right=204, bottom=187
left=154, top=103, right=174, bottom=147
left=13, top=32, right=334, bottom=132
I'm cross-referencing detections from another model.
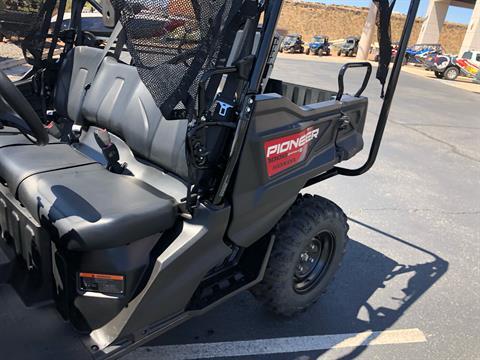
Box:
left=128, top=57, right=480, bottom=360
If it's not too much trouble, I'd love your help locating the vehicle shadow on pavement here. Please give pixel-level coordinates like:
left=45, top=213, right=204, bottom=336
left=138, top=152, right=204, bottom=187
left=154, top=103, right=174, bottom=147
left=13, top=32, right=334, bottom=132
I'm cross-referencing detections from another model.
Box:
left=146, top=219, right=448, bottom=360
left=319, top=218, right=449, bottom=360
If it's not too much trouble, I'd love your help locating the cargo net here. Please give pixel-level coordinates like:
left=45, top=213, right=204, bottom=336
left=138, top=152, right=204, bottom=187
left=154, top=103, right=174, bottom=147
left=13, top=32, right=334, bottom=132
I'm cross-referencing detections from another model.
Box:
left=1, top=0, right=66, bottom=66
left=0, top=0, right=42, bottom=39
left=113, top=0, right=250, bottom=120
left=24, top=0, right=67, bottom=66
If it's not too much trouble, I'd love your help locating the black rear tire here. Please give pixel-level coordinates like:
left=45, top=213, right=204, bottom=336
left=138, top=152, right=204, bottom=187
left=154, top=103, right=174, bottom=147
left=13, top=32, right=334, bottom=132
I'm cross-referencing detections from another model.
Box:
left=250, top=195, right=349, bottom=316
left=434, top=71, right=444, bottom=79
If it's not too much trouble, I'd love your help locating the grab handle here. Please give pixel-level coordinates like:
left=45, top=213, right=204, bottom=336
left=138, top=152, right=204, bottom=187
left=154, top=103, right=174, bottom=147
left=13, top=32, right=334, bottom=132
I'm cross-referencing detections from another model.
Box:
left=336, top=62, right=372, bottom=101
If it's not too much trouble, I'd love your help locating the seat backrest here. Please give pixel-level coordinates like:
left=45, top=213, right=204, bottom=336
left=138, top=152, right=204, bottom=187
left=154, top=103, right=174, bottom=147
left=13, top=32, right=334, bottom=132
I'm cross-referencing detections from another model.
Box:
left=81, top=57, right=189, bottom=179
left=78, top=28, right=265, bottom=179
left=54, top=46, right=106, bottom=123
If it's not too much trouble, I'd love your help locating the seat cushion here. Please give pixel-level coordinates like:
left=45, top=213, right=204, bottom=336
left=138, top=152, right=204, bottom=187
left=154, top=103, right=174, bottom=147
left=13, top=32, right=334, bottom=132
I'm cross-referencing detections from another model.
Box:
left=18, top=163, right=177, bottom=251
left=75, top=127, right=188, bottom=203
left=0, top=143, right=96, bottom=195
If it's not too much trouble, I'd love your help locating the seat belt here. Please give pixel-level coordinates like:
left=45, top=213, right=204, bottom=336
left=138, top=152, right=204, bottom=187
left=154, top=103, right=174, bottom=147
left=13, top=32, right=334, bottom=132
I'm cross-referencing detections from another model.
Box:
left=83, top=22, right=129, bottom=174
left=93, top=128, right=127, bottom=174
left=85, top=21, right=124, bottom=91
left=70, top=22, right=124, bottom=138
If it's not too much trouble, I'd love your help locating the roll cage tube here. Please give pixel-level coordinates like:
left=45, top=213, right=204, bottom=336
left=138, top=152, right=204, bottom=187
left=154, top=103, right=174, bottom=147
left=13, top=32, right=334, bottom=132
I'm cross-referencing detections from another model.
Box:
left=304, top=0, right=422, bottom=187
left=212, top=0, right=283, bottom=205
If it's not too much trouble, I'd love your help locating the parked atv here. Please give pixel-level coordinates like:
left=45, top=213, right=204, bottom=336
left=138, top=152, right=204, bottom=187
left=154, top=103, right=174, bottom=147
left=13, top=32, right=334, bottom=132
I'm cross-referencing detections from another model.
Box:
left=280, top=34, right=304, bottom=54
left=306, top=35, right=330, bottom=56
left=404, top=43, right=443, bottom=65
left=337, top=36, right=359, bottom=57
left=0, top=0, right=421, bottom=358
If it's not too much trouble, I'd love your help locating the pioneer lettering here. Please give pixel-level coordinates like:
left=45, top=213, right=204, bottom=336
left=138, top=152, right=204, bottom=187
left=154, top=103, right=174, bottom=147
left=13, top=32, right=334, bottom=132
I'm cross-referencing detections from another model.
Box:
left=266, top=128, right=319, bottom=157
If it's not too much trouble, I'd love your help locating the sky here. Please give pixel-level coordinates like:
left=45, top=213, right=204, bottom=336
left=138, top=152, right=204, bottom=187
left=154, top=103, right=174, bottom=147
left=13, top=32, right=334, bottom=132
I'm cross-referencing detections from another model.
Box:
left=302, top=0, right=474, bottom=24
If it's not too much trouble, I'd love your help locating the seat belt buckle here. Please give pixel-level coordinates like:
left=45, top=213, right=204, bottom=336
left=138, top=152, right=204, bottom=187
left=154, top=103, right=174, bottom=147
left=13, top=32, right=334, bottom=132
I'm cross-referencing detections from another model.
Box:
left=94, top=129, right=129, bottom=174
left=69, top=124, right=83, bottom=143
left=44, top=121, right=62, bottom=138
left=179, top=186, right=200, bottom=219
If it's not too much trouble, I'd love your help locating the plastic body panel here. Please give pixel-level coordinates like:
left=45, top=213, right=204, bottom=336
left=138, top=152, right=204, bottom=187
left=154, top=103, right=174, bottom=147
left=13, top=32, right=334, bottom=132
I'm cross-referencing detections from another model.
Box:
left=228, top=89, right=367, bottom=247
left=88, top=204, right=232, bottom=350
left=55, top=234, right=160, bottom=331
left=0, top=183, right=53, bottom=303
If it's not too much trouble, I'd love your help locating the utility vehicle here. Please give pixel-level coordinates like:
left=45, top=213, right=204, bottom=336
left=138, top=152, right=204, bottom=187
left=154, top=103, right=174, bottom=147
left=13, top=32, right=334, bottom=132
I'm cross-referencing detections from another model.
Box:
left=337, top=36, right=359, bottom=57
left=305, top=35, right=330, bottom=56
left=404, top=43, right=444, bottom=65
left=0, top=0, right=420, bottom=358
left=428, top=50, right=480, bottom=81
left=279, top=33, right=304, bottom=53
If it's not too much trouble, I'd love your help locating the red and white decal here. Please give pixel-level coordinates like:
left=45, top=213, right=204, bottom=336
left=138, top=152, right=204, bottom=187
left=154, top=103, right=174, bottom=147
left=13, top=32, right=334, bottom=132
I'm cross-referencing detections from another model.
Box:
left=264, top=127, right=319, bottom=177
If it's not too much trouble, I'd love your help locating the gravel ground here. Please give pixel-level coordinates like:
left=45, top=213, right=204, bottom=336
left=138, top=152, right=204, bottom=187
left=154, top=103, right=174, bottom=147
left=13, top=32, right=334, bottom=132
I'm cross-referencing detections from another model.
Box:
left=0, top=41, right=31, bottom=80
left=0, top=41, right=24, bottom=62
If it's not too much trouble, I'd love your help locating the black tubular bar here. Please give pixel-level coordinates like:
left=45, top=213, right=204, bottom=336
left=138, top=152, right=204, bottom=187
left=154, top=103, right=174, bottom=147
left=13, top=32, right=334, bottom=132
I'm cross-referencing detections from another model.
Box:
left=304, top=0, right=421, bottom=188
left=248, top=0, right=284, bottom=94
left=212, top=0, right=284, bottom=205
left=336, top=62, right=372, bottom=101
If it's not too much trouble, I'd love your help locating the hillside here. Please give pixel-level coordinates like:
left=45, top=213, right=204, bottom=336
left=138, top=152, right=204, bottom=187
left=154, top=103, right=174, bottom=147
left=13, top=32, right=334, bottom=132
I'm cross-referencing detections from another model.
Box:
left=278, top=0, right=467, bottom=54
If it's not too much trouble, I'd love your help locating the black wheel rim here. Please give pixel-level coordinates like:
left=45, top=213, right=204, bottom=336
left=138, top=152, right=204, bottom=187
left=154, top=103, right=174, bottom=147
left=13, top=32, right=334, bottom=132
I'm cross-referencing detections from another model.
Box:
left=293, top=231, right=335, bottom=294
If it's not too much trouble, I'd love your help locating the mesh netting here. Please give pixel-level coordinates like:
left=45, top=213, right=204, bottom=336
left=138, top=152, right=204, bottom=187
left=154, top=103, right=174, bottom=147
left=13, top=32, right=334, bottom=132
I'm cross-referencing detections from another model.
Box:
left=113, top=0, right=251, bottom=119
left=0, top=0, right=67, bottom=66
left=0, top=0, right=42, bottom=38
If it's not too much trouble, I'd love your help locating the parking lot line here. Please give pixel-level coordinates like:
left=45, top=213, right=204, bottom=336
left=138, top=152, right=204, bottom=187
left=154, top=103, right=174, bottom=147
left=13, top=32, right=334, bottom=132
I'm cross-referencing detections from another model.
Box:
left=132, top=328, right=427, bottom=360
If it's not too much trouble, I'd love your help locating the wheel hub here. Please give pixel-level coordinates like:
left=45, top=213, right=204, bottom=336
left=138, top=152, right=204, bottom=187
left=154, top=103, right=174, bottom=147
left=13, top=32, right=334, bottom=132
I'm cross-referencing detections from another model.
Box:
left=293, top=231, right=335, bottom=293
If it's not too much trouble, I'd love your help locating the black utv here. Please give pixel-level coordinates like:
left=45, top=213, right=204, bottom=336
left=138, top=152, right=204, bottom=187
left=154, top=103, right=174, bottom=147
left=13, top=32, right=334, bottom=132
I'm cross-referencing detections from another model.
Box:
left=338, top=36, right=360, bottom=57
left=0, top=0, right=420, bottom=358
left=279, top=33, right=304, bottom=53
